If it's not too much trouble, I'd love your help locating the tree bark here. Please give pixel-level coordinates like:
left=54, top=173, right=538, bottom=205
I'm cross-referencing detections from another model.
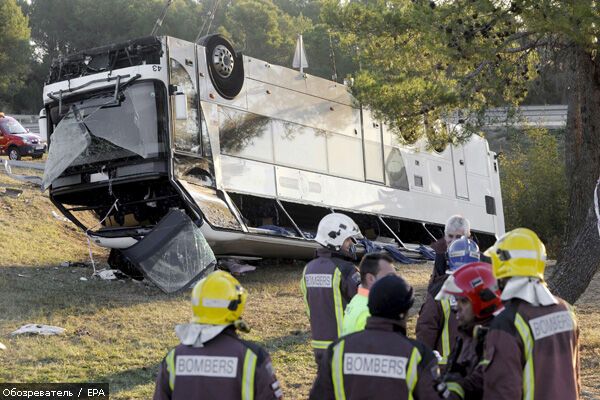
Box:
left=548, top=45, right=600, bottom=304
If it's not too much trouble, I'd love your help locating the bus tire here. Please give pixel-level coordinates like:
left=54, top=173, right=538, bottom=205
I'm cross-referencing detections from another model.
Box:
left=200, top=34, right=244, bottom=99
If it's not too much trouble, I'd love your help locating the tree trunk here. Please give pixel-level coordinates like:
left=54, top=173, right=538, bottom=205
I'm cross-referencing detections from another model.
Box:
left=548, top=45, right=600, bottom=304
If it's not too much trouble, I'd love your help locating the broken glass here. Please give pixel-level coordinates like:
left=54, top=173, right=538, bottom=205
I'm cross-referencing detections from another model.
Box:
left=43, top=81, right=165, bottom=190
left=42, top=107, right=92, bottom=191
left=83, top=81, right=160, bottom=159
left=122, top=209, right=216, bottom=293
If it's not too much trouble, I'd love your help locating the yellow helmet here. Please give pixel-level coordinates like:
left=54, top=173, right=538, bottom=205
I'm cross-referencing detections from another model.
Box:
left=191, top=270, right=247, bottom=325
left=484, top=228, right=547, bottom=280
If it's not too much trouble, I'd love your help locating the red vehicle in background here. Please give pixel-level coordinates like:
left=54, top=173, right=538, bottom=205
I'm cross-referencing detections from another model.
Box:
left=0, top=113, right=45, bottom=160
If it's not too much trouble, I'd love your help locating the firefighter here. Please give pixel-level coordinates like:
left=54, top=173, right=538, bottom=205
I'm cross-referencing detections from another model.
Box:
left=481, top=228, right=580, bottom=399
left=342, top=252, right=396, bottom=335
left=417, top=236, right=480, bottom=367
left=300, top=213, right=363, bottom=364
left=309, top=274, right=441, bottom=400
left=435, top=262, right=504, bottom=400
left=153, top=270, right=282, bottom=400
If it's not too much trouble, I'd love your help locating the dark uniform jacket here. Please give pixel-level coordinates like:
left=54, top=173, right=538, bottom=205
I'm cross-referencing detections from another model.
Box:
left=153, top=327, right=282, bottom=400
left=301, top=248, right=360, bottom=361
left=482, top=298, right=580, bottom=400
left=429, top=238, right=448, bottom=283
left=445, top=318, right=493, bottom=400
left=416, top=275, right=459, bottom=367
left=309, top=317, right=441, bottom=400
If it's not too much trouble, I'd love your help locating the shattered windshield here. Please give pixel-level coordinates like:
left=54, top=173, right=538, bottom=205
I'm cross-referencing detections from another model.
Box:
left=122, top=209, right=217, bottom=293
left=0, top=118, right=27, bottom=134
left=42, top=81, right=166, bottom=190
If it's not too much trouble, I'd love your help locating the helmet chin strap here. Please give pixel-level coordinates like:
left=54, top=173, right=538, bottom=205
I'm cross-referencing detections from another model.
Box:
left=338, top=246, right=358, bottom=261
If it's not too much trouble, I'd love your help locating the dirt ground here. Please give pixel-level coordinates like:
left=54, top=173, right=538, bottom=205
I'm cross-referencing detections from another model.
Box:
left=0, top=162, right=599, bottom=399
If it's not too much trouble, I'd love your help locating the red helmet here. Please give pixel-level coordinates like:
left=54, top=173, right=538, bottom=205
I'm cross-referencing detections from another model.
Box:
left=441, top=262, right=503, bottom=320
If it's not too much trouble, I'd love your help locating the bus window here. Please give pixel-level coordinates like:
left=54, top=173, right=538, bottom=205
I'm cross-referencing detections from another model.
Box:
left=218, top=108, right=273, bottom=163
left=170, top=58, right=202, bottom=155
left=279, top=200, right=332, bottom=238
left=228, top=193, right=301, bottom=237
left=327, top=133, right=365, bottom=181
left=272, top=121, right=328, bottom=173
left=384, top=147, right=409, bottom=191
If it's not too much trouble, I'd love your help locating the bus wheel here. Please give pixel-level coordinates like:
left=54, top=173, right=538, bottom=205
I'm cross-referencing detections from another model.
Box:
left=200, top=34, right=244, bottom=99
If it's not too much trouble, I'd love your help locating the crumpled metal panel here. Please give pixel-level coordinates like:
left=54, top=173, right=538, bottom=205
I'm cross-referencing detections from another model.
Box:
left=122, top=209, right=216, bottom=293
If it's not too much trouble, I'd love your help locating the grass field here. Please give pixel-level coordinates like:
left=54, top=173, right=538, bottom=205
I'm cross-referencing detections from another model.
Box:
left=1, top=162, right=599, bottom=399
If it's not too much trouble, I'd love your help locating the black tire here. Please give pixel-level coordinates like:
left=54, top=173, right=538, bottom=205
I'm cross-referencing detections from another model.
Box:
left=199, top=34, right=244, bottom=99
left=8, top=147, right=20, bottom=161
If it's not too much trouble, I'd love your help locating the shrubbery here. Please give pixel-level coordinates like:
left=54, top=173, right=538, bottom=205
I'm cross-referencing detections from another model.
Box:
left=499, top=128, right=567, bottom=257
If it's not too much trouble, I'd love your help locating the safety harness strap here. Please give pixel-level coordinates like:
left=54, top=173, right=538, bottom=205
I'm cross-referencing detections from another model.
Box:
left=514, top=313, right=535, bottom=400
left=331, top=341, right=346, bottom=400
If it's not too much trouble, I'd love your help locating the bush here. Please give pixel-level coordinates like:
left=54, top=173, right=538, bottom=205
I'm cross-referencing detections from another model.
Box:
left=499, top=128, right=567, bottom=257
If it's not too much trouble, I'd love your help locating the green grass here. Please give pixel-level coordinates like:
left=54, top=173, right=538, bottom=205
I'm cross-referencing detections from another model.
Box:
left=0, top=160, right=108, bottom=267
left=1, top=163, right=599, bottom=399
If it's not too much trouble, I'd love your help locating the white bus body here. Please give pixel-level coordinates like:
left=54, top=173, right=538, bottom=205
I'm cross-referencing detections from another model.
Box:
left=42, top=35, right=504, bottom=263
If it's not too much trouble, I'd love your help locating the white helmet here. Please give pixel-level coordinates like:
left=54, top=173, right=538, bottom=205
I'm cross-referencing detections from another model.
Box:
left=315, top=213, right=363, bottom=251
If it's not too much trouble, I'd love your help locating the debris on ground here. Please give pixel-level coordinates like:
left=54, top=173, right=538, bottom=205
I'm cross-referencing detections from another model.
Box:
left=52, top=211, right=71, bottom=223
left=2, top=160, right=43, bottom=186
left=93, top=269, right=129, bottom=281
left=0, top=188, right=23, bottom=198
left=79, top=277, right=88, bottom=281
left=0, top=342, right=6, bottom=350
left=219, top=258, right=257, bottom=276
left=61, top=261, right=90, bottom=268
left=11, top=324, right=65, bottom=336
left=74, top=327, right=91, bottom=336
left=17, top=274, right=30, bottom=278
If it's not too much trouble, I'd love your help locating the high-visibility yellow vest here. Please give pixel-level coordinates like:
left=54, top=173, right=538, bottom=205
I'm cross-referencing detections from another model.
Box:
left=342, top=287, right=370, bottom=335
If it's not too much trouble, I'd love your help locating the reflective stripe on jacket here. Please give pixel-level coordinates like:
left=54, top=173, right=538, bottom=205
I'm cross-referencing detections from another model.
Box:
left=153, top=328, right=282, bottom=400
left=482, top=298, right=580, bottom=400
left=416, top=291, right=459, bottom=365
left=445, top=318, right=494, bottom=400
left=309, top=316, right=440, bottom=400
left=301, top=248, right=360, bottom=350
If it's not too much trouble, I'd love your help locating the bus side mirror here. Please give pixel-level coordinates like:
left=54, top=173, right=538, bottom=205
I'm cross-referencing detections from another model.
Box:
left=174, top=90, right=188, bottom=121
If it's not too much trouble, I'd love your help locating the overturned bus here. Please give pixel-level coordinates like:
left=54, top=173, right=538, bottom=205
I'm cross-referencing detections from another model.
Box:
left=41, top=35, right=504, bottom=290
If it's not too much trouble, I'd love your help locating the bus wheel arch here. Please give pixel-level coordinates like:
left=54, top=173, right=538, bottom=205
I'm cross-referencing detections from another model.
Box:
left=199, top=34, right=244, bottom=99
